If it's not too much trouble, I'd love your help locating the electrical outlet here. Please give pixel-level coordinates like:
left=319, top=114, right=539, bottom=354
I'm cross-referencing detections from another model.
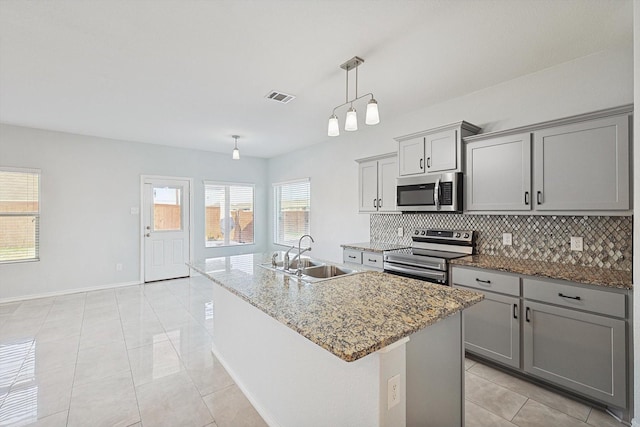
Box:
left=130, top=207, right=139, bottom=215
left=502, top=233, right=512, bottom=246
left=397, top=227, right=404, bottom=237
left=570, top=236, right=583, bottom=252
left=387, top=374, right=400, bottom=409
left=116, top=263, right=123, bottom=271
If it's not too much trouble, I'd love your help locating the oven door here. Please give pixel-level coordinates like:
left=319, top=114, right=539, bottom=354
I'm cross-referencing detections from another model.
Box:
left=384, top=262, right=447, bottom=285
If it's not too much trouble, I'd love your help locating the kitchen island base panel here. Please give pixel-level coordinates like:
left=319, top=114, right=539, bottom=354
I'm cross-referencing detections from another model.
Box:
left=211, top=280, right=465, bottom=427
left=212, top=281, right=404, bottom=427
left=406, top=311, right=464, bottom=427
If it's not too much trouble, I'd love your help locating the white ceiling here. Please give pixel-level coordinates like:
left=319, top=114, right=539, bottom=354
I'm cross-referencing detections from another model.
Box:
left=0, top=0, right=633, bottom=158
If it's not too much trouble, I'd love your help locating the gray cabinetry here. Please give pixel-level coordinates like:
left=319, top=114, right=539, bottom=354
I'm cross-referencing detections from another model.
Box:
left=465, top=133, right=532, bottom=211
left=343, top=248, right=384, bottom=271
left=396, top=121, right=480, bottom=177
left=523, top=301, right=626, bottom=407
left=454, top=285, right=520, bottom=369
left=463, top=107, right=631, bottom=214
left=453, top=266, right=520, bottom=369
left=357, top=153, right=397, bottom=213
left=533, top=115, right=629, bottom=211
left=453, top=265, right=630, bottom=410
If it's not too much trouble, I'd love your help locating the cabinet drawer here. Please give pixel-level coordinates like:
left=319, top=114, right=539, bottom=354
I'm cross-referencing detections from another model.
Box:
left=523, top=278, right=626, bottom=318
left=452, top=266, right=520, bottom=296
left=362, top=252, right=383, bottom=268
left=343, top=249, right=362, bottom=265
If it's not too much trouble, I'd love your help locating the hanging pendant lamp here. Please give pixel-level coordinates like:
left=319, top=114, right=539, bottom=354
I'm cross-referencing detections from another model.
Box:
left=232, top=135, right=240, bottom=160
left=327, top=56, right=380, bottom=136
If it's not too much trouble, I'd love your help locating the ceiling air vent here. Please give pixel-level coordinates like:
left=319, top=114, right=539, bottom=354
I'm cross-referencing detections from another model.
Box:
left=265, top=90, right=295, bottom=104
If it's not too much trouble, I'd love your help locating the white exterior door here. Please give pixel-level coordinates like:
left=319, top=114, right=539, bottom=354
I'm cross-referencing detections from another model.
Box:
left=143, top=178, right=190, bottom=282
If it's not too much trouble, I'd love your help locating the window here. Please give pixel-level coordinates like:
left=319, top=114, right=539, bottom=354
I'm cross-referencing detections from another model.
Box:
left=273, top=178, right=310, bottom=246
left=0, top=167, right=40, bottom=263
left=205, top=182, right=254, bottom=247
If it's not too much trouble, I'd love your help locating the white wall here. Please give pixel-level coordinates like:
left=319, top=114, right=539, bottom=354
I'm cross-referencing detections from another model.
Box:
left=267, top=46, right=634, bottom=264
left=0, top=125, right=268, bottom=301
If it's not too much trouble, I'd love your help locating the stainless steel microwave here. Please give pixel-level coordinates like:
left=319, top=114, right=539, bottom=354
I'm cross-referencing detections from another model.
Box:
left=396, top=172, right=463, bottom=212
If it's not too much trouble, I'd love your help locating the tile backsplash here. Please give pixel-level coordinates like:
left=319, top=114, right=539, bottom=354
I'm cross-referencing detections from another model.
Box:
left=370, top=214, right=632, bottom=271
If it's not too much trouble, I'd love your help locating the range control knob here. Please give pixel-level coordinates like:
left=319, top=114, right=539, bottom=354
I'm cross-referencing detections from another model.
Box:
left=464, top=233, right=470, bottom=238
left=421, top=231, right=426, bottom=236
left=414, top=230, right=420, bottom=235
left=455, top=233, right=461, bottom=238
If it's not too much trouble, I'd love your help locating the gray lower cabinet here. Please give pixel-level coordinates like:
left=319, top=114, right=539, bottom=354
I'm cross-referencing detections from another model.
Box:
left=523, top=301, right=626, bottom=407
left=454, top=286, right=520, bottom=369
left=453, top=265, right=630, bottom=410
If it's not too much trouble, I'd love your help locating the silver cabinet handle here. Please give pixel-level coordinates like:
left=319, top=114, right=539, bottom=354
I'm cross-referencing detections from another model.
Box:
left=524, top=192, right=529, bottom=205
left=368, top=258, right=377, bottom=263
left=558, top=293, right=581, bottom=301
left=537, top=191, right=543, bottom=205
left=373, top=198, right=377, bottom=208
left=377, top=198, right=382, bottom=208
left=513, top=304, right=518, bottom=319
left=426, top=157, right=431, bottom=168
left=525, top=307, right=531, bottom=322
left=419, top=158, right=424, bottom=170
left=475, top=278, right=491, bottom=284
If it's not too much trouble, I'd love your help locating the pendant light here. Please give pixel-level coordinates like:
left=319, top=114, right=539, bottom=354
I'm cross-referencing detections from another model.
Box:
left=232, top=135, right=240, bottom=160
left=327, top=56, right=380, bottom=136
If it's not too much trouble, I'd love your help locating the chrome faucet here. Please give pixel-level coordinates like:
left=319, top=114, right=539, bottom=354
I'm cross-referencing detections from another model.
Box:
left=291, top=234, right=314, bottom=276
left=283, top=245, right=296, bottom=270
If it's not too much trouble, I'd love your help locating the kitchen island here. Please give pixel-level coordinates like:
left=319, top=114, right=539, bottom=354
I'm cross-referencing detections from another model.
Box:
left=189, top=253, right=483, bottom=427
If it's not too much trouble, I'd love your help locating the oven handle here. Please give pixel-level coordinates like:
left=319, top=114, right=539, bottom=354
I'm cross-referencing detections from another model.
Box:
left=384, top=257, right=446, bottom=271
left=384, top=264, right=447, bottom=282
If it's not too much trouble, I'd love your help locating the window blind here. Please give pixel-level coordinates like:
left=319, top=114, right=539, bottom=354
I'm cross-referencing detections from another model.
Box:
left=273, top=178, right=310, bottom=246
left=204, top=182, right=254, bottom=247
left=0, top=168, right=40, bottom=263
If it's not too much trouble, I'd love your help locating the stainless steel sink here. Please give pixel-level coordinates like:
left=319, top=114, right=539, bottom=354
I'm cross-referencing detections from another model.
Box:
left=300, top=265, right=355, bottom=279
left=259, top=258, right=323, bottom=272
left=258, top=258, right=357, bottom=282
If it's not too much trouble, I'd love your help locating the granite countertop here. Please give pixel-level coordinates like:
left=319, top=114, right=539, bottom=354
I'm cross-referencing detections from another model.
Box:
left=189, top=253, right=483, bottom=362
left=341, top=242, right=411, bottom=253
left=451, top=254, right=632, bottom=290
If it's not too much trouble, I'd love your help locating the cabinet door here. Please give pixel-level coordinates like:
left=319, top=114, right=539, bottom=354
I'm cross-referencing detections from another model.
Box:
left=426, top=129, right=457, bottom=172
left=377, top=156, right=397, bottom=212
left=533, top=115, right=629, bottom=211
left=523, top=301, right=626, bottom=407
left=398, top=137, right=425, bottom=176
left=455, top=286, right=520, bottom=369
left=358, top=160, right=378, bottom=213
left=466, top=133, right=532, bottom=211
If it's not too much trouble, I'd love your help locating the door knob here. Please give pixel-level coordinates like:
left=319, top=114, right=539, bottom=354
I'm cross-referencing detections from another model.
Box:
left=146, top=226, right=151, bottom=230
left=145, top=233, right=150, bottom=237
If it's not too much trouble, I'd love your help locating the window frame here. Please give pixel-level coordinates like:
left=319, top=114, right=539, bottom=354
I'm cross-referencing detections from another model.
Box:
left=204, top=180, right=255, bottom=248
left=272, top=178, right=311, bottom=248
left=0, top=166, right=41, bottom=264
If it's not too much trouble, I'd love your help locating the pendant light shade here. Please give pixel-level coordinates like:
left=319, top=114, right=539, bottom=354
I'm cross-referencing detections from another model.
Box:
left=365, top=98, right=380, bottom=125
left=326, top=56, right=380, bottom=137
left=231, top=135, right=240, bottom=160
left=327, top=114, right=340, bottom=137
left=345, top=107, right=358, bottom=131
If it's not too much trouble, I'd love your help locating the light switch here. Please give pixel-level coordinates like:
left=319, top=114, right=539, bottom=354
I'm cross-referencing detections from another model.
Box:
left=130, top=207, right=140, bottom=215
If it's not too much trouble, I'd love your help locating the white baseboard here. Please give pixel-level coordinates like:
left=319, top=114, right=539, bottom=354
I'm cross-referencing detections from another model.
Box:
left=0, top=280, right=142, bottom=304
left=211, top=344, right=280, bottom=427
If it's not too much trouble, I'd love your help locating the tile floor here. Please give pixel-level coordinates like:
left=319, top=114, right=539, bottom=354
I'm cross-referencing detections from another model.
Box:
left=0, top=277, right=628, bottom=427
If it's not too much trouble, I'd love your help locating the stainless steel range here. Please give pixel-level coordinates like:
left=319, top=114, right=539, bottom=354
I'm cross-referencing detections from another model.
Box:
left=384, top=228, right=476, bottom=285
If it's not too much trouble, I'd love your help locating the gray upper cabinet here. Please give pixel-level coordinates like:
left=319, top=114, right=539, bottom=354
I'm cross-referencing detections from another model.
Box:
left=398, top=136, right=425, bottom=176
left=533, top=115, right=629, bottom=211
left=396, top=121, right=481, bottom=177
left=466, top=133, right=532, bottom=211
left=357, top=153, right=397, bottom=213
